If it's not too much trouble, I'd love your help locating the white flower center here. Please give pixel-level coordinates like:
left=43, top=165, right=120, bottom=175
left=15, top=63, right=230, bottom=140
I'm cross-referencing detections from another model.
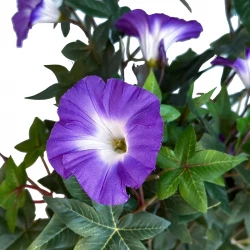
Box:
left=76, top=116, right=127, bottom=165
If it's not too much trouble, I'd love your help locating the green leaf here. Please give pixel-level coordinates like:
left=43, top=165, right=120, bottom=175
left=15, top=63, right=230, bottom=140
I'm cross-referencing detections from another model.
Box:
left=188, top=150, right=247, bottom=181
left=92, top=20, right=110, bottom=52
left=64, top=0, right=110, bottom=17
left=193, top=88, right=216, bottom=107
left=179, top=0, right=192, bottom=12
left=15, top=118, right=49, bottom=168
left=205, top=182, right=230, bottom=214
left=61, top=20, right=70, bottom=37
left=27, top=215, right=79, bottom=250
left=44, top=65, right=70, bottom=85
left=216, top=85, right=232, bottom=118
left=63, top=176, right=92, bottom=205
left=174, top=126, right=196, bottom=164
left=157, top=169, right=183, bottom=199
left=210, top=27, right=250, bottom=58
left=205, top=227, right=222, bottom=250
left=233, top=0, right=250, bottom=34
left=179, top=170, right=207, bottom=212
left=38, top=171, right=67, bottom=195
left=143, top=70, right=162, bottom=101
left=169, top=223, right=192, bottom=243
left=62, top=40, right=90, bottom=61
left=0, top=158, right=27, bottom=232
left=160, top=104, right=181, bottom=122
left=45, top=197, right=170, bottom=249
left=157, top=147, right=180, bottom=169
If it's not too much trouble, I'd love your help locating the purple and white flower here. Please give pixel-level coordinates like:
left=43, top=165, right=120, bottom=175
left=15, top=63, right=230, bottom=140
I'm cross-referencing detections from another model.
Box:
left=211, top=48, right=250, bottom=89
left=46, top=76, right=163, bottom=205
left=12, top=0, right=62, bottom=47
left=115, top=9, right=203, bottom=67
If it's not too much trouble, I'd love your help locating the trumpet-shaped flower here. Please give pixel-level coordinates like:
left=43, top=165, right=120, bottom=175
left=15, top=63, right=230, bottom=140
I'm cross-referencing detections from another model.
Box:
left=46, top=76, right=163, bottom=205
left=12, top=0, right=62, bottom=47
left=115, top=9, right=203, bottom=67
left=211, top=48, right=250, bottom=89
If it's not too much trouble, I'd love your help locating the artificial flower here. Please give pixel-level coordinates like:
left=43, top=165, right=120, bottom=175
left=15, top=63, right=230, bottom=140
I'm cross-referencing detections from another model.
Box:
left=115, top=9, right=203, bottom=67
left=211, top=48, right=250, bottom=89
left=12, top=0, right=62, bottom=47
left=46, top=76, right=163, bottom=205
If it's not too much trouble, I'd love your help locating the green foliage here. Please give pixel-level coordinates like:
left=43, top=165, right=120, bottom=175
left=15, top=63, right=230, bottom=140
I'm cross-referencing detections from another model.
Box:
left=157, top=126, right=247, bottom=212
left=233, top=0, right=250, bottom=34
left=144, top=70, right=162, bottom=101
left=15, top=118, right=49, bottom=167
left=44, top=197, right=170, bottom=249
left=27, top=215, right=79, bottom=250
left=0, top=157, right=27, bottom=232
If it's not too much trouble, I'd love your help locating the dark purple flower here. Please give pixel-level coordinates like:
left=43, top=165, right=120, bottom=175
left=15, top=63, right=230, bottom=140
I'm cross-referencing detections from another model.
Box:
left=46, top=76, right=163, bottom=205
left=211, top=48, right=250, bottom=89
left=115, top=9, right=203, bottom=67
left=12, top=0, right=62, bottom=47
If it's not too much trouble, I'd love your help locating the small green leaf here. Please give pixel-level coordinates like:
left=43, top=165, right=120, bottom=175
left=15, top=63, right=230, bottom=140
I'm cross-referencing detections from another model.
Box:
left=179, top=170, right=207, bottom=212
left=157, top=169, right=183, bottom=199
left=143, top=70, right=162, bottom=101
left=193, top=88, right=216, bottom=107
left=61, top=20, right=70, bottom=37
left=160, top=104, right=181, bottom=122
left=44, top=65, right=70, bottom=85
left=188, top=150, right=247, bottom=181
left=157, top=147, right=180, bottom=169
left=62, top=40, right=90, bottom=61
left=179, top=0, right=192, bottom=12
left=15, top=118, right=49, bottom=168
left=174, top=126, right=196, bottom=164
left=92, top=20, right=110, bottom=52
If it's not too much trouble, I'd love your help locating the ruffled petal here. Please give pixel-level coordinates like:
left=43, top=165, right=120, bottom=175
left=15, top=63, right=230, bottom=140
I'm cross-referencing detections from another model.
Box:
left=63, top=151, right=129, bottom=205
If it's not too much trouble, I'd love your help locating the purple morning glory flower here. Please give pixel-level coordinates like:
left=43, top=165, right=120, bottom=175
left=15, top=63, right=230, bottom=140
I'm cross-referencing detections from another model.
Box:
left=115, top=9, right=203, bottom=67
left=211, top=48, right=250, bottom=89
left=46, top=76, right=163, bottom=205
left=12, top=0, right=62, bottom=47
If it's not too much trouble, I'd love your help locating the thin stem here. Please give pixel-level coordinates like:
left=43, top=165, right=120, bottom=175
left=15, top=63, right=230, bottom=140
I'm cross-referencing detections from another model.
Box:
left=41, top=156, right=51, bottom=175
left=158, top=66, right=165, bottom=86
left=139, top=186, right=145, bottom=206
left=34, top=200, right=46, bottom=204
left=224, top=0, right=234, bottom=36
left=123, top=47, right=141, bottom=67
left=27, top=177, right=38, bottom=187
left=133, top=195, right=158, bottom=213
left=25, top=184, right=52, bottom=197
left=69, top=10, right=89, bottom=38
left=233, top=238, right=250, bottom=245
left=126, top=37, right=131, bottom=60
left=240, top=90, right=250, bottom=117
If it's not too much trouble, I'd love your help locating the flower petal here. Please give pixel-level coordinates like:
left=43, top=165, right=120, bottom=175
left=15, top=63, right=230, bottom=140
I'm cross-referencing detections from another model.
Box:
left=116, top=9, right=202, bottom=62
left=63, top=150, right=129, bottom=205
left=47, top=76, right=163, bottom=205
left=211, top=56, right=250, bottom=88
left=12, top=9, right=32, bottom=47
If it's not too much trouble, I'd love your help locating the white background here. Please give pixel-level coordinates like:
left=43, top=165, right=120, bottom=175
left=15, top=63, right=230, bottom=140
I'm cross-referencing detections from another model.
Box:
left=0, top=0, right=244, bottom=218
